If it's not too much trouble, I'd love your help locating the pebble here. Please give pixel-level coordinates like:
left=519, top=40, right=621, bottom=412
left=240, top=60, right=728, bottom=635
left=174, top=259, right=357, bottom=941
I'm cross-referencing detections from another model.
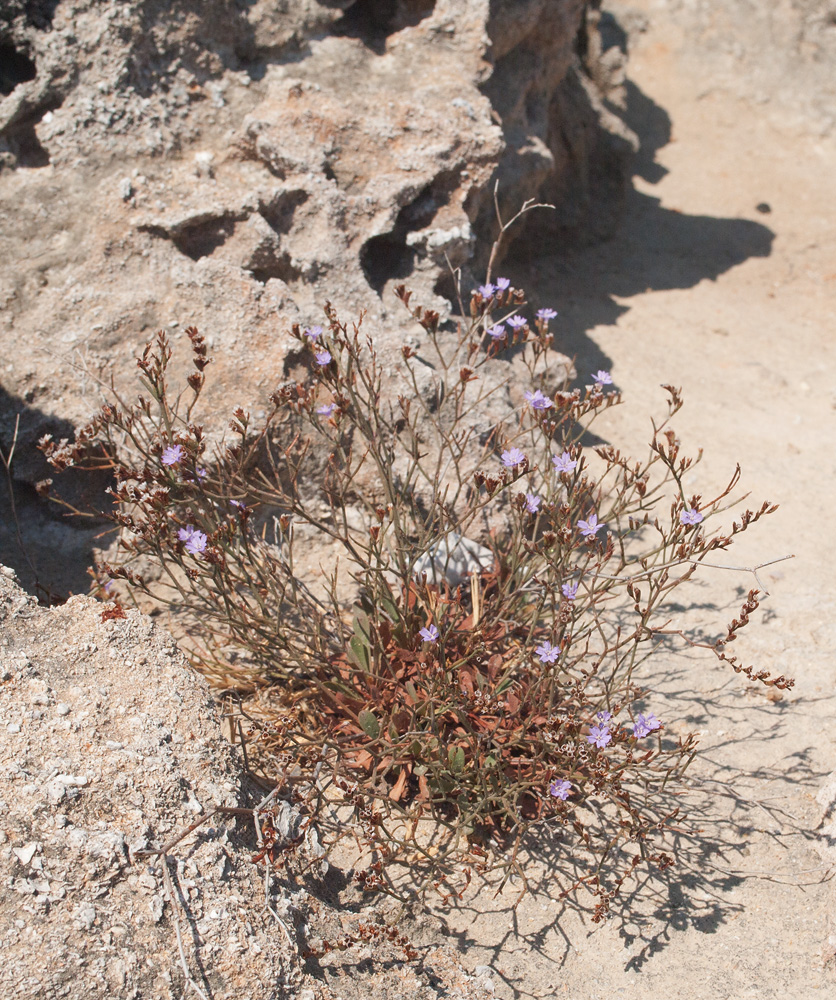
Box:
left=55, top=703, right=71, bottom=716
left=7, top=723, right=20, bottom=734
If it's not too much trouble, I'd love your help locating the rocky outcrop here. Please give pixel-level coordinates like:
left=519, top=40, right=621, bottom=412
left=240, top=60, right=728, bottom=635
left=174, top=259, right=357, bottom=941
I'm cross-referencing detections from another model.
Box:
left=0, top=1, right=625, bottom=465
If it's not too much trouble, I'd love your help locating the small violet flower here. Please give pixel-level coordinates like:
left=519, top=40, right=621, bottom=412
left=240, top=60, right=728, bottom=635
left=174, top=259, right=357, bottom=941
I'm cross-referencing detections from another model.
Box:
left=161, top=444, right=184, bottom=467
left=317, top=403, right=337, bottom=417
left=196, top=467, right=207, bottom=480
left=535, top=640, right=559, bottom=664
left=524, top=389, right=553, bottom=410
left=506, top=315, right=527, bottom=330
left=487, top=323, right=506, bottom=340
left=596, top=710, right=612, bottom=724
left=587, top=725, right=612, bottom=749
left=561, top=581, right=578, bottom=601
left=525, top=493, right=542, bottom=514
left=591, top=370, right=613, bottom=385
left=552, top=451, right=577, bottom=474
left=178, top=525, right=208, bottom=556
left=304, top=326, right=323, bottom=341
left=537, top=308, right=558, bottom=321
left=495, top=276, right=511, bottom=290
left=680, top=508, right=703, bottom=526
left=501, top=447, right=526, bottom=468
left=549, top=779, right=572, bottom=801
left=315, top=350, right=332, bottom=366
left=578, top=513, right=603, bottom=537
left=419, top=624, right=439, bottom=643
left=477, top=282, right=496, bottom=299
left=633, top=712, right=662, bottom=739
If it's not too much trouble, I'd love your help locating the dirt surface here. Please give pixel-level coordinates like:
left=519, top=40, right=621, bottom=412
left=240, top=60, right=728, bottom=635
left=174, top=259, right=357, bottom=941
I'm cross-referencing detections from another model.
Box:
left=415, top=2, right=836, bottom=997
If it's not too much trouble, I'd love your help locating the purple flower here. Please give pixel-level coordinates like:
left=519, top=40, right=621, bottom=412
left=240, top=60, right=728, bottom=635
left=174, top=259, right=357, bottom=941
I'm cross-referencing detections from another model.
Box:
left=578, top=513, right=603, bottom=537
left=536, top=308, right=557, bottom=321
left=315, top=350, right=332, bottom=366
left=633, top=712, right=661, bottom=739
left=552, top=451, right=577, bottom=474
left=501, top=448, right=526, bottom=468
left=487, top=323, right=506, bottom=339
left=230, top=500, right=245, bottom=510
left=596, top=710, right=612, bottom=724
left=506, top=315, right=527, bottom=330
left=196, top=467, right=207, bottom=480
left=317, top=403, right=337, bottom=417
left=680, top=508, right=703, bottom=526
left=561, top=581, right=578, bottom=601
left=535, top=640, right=559, bottom=664
left=419, top=624, right=439, bottom=643
left=524, top=389, right=553, bottom=410
left=587, top=725, right=612, bottom=749
left=591, top=370, right=613, bottom=385
left=549, top=779, right=571, bottom=801
left=304, top=326, right=323, bottom=341
left=161, top=445, right=184, bottom=466
left=178, top=525, right=208, bottom=556
left=477, top=282, right=496, bottom=299
left=185, top=530, right=208, bottom=556
left=525, top=493, right=542, bottom=514
left=495, top=277, right=511, bottom=290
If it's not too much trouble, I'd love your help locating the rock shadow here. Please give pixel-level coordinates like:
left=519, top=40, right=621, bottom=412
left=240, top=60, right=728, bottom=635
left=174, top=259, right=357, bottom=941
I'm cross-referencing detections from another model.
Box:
left=514, top=72, right=775, bottom=382
left=0, top=385, right=113, bottom=602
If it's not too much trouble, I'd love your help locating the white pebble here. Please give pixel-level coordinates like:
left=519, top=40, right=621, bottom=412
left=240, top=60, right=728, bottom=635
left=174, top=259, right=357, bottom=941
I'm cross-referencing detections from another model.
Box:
left=55, top=703, right=71, bottom=716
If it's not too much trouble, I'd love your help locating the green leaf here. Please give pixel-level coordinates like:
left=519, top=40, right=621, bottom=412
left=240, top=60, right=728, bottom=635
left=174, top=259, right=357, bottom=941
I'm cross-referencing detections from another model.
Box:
left=495, top=675, right=514, bottom=695
left=379, top=594, right=401, bottom=623
left=352, top=612, right=371, bottom=644
left=358, top=709, right=380, bottom=739
left=349, top=635, right=370, bottom=671
left=448, top=746, right=465, bottom=773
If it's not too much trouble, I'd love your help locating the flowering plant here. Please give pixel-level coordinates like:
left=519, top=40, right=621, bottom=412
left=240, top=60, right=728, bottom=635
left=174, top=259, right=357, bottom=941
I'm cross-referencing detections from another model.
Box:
left=40, top=275, right=791, bottom=917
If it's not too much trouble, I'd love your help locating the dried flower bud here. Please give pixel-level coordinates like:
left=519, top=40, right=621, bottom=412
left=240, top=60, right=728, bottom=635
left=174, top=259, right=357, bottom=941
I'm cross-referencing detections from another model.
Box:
left=402, top=344, right=414, bottom=360
left=279, top=514, right=291, bottom=532
left=460, top=367, right=477, bottom=384
left=369, top=525, right=380, bottom=541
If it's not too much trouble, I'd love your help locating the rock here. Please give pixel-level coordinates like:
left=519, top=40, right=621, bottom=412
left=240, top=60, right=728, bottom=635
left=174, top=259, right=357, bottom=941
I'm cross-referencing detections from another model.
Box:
left=0, top=568, right=298, bottom=999
left=1, top=0, right=614, bottom=500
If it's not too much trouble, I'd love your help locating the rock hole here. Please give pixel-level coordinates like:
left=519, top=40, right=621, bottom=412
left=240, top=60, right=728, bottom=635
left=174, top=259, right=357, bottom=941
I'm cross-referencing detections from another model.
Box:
left=260, top=190, right=308, bottom=235
left=360, top=234, right=416, bottom=293
left=360, top=174, right=458, bottom=292
left=0, top=42, right=37, bottom=96
left=170, top=217, right=237, bottom=260
left=334, top=0, right=436, bottom=52
left=3, top=124, right=51, bottom=168
left=249, top=252, right=303, bottom=285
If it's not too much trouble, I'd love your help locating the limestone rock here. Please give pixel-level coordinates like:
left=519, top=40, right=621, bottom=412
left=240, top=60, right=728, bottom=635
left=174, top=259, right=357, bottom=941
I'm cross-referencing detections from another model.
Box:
left=0, top=567, right=297, bottom=999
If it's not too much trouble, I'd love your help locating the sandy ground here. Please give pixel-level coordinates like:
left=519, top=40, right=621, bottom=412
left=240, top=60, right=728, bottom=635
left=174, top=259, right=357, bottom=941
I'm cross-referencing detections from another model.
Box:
left=391, top=3, right=836, bottom=998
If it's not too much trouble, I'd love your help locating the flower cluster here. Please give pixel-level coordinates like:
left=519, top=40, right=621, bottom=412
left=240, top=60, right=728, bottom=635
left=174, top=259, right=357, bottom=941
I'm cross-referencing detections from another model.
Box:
left=39, top=270, right=788, bottom=921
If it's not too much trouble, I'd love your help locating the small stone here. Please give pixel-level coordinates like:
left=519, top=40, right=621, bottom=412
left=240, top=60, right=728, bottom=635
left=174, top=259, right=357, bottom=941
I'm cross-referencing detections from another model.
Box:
left=6, top=723, right=20, bottom=734
left=118, top=177, right=134, bottom=200
left=13, top=843, right=39, bottom=866
left=106, top=740, right=124, bottom=750
left=55, top=703, right=71, bottom=716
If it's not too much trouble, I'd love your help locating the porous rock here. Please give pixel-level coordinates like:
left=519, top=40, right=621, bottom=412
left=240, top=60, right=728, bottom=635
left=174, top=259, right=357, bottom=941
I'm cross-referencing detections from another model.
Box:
left=0, top=0, right=615, bottom=490
left=0, top=566, right=296, bottom=999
